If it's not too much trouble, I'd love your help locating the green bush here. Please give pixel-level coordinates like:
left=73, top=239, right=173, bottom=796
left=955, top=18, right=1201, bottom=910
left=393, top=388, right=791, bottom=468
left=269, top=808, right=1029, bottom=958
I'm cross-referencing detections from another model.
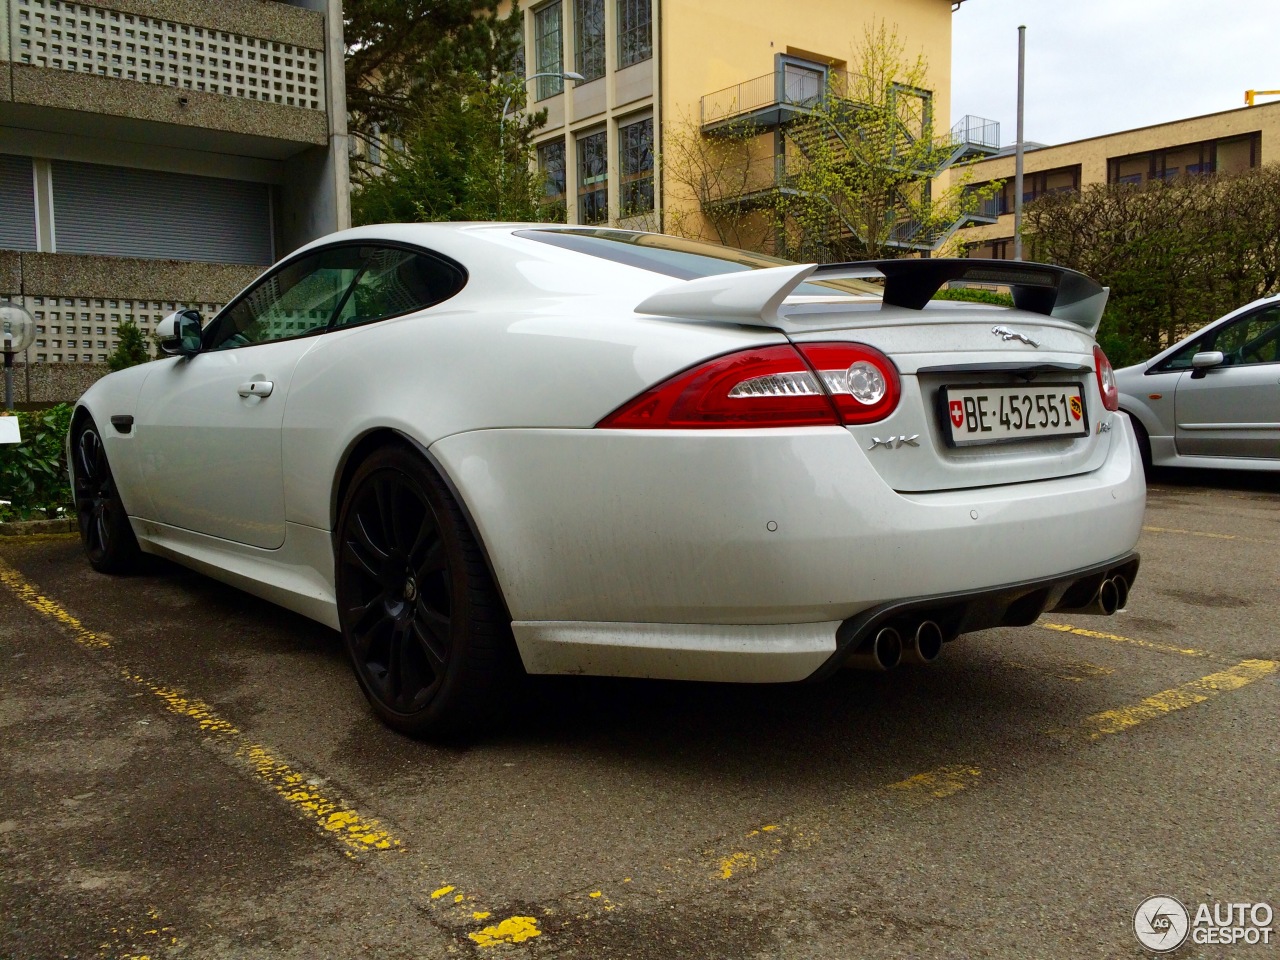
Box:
left=934, top=287, right=1016, bottom=307
left=0, top=403, right=75, bottom=521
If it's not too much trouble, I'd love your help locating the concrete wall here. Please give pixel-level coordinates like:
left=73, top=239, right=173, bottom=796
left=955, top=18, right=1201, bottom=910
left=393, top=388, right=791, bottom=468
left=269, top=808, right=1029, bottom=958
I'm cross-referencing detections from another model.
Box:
left=9, top=362, right=108, bottom=405
left=1, top=250, right=261, bottom=365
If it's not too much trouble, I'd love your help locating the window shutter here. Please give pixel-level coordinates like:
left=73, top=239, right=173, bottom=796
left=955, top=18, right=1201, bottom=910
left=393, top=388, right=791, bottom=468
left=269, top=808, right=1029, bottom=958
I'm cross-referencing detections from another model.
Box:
left=52, top=160, right=272, bottom=265
left=0, top=155, right=37, bottom=252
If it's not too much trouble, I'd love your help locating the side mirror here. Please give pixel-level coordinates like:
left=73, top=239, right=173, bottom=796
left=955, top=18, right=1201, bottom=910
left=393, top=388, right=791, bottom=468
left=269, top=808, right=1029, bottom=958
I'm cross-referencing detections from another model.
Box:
left=1189, top=350, right=1224, bottom=379
left=157, top=309, right=203, bottom=357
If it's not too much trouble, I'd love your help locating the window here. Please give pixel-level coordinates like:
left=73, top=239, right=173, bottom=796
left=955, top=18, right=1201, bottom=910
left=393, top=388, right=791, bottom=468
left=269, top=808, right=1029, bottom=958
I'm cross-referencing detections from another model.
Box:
left=783, top=61, right=824, bottom=106
left=1107, top=133, right=1261, bottom=185
left=577, top=130, right=609, bottom=224
left=534, top=2, right=563, bottom=100
left=618, top=117, right=654, bottom=217
left=968, top=238, right=1014, bottom=260
left=1159, top=305, right=1280, bottom=371
left=573, top=0, right=604, bottom=81
left=515, top=228, right=884, bottom=299
left=537, top=139, right=568, bottom=221
left=617, top=0, right=651, bottom=68
left=207, top=245, right=467, bottom=350
left=335, top=247, right=465, bottom=329
left=206, top=246, right=365, bottom=350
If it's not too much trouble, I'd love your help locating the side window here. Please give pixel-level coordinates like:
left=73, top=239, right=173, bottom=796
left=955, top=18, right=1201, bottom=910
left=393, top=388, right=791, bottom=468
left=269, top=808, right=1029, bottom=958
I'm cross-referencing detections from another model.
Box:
left=1214, top=305, right=1280, bottom=365
left=207, top=246, right=365, bottom=350
left=1159, top=305, right=1280, bottom=370
left=332, top=247, right=465, bottom=329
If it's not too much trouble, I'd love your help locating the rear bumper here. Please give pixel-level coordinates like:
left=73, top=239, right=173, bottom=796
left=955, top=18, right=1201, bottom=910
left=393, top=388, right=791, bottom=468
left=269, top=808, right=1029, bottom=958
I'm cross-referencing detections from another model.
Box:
left=510, top=553, right=1139, bottom=683
left=431, top=417, right=1146, bottom=629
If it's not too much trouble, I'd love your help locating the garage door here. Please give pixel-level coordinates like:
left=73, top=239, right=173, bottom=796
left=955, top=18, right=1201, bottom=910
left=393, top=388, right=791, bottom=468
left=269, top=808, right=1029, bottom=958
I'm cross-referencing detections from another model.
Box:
left=51, top=160, right=273, bottom=265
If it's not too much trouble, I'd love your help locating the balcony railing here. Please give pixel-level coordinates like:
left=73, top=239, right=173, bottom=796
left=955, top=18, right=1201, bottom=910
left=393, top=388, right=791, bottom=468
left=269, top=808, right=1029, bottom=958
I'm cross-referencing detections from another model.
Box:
left=701, top=69, right=858, bottom=129
left=949, top=115, right=1001, bottom=154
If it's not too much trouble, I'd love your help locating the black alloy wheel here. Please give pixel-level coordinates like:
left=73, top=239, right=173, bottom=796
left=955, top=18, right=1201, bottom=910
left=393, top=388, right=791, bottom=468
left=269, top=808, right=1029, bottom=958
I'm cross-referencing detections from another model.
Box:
left=335, top=446, right=515, bottom=738
left=73, top=417, right=142, bottom=574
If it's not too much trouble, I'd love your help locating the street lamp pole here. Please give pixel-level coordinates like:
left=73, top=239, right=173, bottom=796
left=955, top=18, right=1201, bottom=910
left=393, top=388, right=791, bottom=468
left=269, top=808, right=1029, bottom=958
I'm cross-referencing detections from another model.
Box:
left=498, top=70, right=584, bottom=218
left=0, top=302, right=36, bottom=413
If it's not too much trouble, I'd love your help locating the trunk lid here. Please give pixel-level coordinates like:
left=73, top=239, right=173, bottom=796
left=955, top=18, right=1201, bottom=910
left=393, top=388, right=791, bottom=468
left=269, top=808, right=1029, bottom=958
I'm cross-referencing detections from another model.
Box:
left=784, top=302, right=1112, bottom=493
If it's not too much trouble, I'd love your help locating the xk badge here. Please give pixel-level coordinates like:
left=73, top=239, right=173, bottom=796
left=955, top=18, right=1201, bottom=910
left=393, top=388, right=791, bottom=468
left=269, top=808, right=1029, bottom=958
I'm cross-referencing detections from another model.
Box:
left=868, top=435, right=920, bottom=450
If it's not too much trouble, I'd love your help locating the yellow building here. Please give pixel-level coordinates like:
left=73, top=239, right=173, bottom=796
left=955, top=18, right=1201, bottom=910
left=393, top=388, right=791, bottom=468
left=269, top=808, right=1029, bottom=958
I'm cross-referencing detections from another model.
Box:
left=504, top=0, right=993, bottom=244
left=962, top=100, right=1280, bottom=258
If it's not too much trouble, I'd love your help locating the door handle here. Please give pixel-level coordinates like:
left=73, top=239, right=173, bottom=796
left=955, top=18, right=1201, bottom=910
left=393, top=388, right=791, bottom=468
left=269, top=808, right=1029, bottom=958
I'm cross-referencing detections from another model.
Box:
left=237, top=380, right=274, bottom=398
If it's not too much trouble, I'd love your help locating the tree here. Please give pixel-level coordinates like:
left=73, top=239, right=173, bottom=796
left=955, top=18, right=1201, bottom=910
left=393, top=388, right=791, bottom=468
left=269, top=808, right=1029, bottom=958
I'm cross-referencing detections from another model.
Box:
left=107, top=320, right=150, bottom=371
left=351, top=78, right=544, bottom=224
left=663, top=113, right=780, bottom=252
left=778, top=23, right=998, bottom=261
left=345, top=2, right=545, bottom=224
left=662, top=22, right=999, bottom=261
left=344, top=0, right=522, bottom=163
left=1024, top=165, right=1280, bottom=366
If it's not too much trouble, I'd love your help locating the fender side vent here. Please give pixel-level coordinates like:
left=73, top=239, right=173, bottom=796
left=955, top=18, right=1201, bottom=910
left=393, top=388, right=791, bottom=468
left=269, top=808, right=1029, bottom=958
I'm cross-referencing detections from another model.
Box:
left=110, top=415, right=134, bottom=435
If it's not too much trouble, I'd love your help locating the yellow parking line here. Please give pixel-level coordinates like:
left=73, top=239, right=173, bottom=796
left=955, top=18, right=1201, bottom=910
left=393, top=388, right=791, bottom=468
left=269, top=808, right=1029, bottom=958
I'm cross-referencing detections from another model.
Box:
left=1038, top=621, right=1214, bottom=660
left=1066, top=659, right=1278, bottom=742
left=0, top=556, right=401, bottom=855
left=1143, top=525, right=1278, bottom=546
left=887, top=764, right=982, bottom=800
left=0, top=557, right=111, bottom=649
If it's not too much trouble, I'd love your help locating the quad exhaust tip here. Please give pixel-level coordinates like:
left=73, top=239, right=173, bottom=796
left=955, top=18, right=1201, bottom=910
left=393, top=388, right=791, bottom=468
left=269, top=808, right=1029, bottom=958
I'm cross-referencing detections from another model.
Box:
left=1052, top=572, right=1132, bottom=616
left=846, top=621, right=947, bottom=671
left=902, top=620, right=944, bottom=665
left=845, top=626, right=903, bottom=671
left=1095, top=574, right=1130, bottom=615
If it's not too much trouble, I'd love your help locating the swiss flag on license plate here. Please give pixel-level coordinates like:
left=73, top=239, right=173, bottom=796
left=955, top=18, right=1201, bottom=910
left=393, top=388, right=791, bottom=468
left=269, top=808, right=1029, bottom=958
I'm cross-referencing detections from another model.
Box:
left=949, top=400, right=964, bottom=428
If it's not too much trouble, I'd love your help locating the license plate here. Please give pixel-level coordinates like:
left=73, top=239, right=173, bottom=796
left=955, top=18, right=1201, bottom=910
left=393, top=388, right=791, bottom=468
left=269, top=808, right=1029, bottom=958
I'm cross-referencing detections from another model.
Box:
left=941, top=383, right=1089, bottom=446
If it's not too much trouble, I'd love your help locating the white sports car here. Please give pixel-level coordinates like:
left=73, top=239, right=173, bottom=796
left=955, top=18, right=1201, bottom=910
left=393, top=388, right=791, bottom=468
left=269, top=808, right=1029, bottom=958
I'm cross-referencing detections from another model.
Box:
left=71, top=224, right=1145, bottom=736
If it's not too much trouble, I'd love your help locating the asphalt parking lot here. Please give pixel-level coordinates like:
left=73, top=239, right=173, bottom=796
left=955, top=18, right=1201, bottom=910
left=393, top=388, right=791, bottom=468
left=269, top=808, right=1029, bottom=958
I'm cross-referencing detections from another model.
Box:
left=1, top=470, right=1277, bottom=960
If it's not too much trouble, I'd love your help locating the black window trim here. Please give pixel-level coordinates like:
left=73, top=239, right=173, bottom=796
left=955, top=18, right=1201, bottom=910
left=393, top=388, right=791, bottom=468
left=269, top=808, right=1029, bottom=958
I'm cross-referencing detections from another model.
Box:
left=201, top=240, right=469, bottom=352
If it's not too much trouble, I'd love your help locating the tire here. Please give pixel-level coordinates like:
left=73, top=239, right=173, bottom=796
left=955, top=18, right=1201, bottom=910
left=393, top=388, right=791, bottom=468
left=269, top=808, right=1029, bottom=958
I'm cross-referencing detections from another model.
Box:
left=72, top=416, right=143, bottom=574
left=334, top=445, right=517, bottom=739
left=1125, top=413, right=1152, bottom=474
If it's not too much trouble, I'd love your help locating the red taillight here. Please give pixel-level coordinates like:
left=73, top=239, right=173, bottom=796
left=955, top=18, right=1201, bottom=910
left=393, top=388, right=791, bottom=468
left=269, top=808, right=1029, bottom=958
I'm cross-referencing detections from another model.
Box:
left=597, top=342, right=900, bottom=429
left=1093, top=344, right=1119, bottom=412
left=795, top=342, right=901, bottom=425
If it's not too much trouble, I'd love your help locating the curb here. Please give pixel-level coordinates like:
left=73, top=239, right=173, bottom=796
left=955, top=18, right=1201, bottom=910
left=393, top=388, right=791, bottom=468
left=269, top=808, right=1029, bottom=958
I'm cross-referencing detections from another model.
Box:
left=0, top=518, right=77, bottom=537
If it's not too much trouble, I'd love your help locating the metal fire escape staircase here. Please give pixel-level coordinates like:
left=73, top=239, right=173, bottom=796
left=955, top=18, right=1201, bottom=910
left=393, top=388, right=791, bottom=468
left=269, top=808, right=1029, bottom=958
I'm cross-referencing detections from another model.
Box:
left=700, top=70, right=1000, bottom=253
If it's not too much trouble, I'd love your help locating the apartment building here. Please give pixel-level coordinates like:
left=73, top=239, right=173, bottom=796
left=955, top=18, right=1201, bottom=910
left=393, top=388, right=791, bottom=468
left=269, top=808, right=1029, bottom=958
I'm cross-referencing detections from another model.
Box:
left=507, top=0, right=993, bottom=245
left=0, top=0, right=348, bottom=394
left=961, top=100, right=1280, bottom=259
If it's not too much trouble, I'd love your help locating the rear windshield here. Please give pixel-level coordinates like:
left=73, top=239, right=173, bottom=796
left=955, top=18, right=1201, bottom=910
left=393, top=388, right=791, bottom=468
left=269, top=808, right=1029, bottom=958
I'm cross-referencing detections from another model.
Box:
left=516, top=228, right=882, bottom=297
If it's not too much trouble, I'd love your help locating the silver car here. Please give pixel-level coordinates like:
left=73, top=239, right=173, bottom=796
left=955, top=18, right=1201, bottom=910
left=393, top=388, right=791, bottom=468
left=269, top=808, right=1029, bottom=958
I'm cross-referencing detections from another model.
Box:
left=1116, top=294, right=1280, bottom=471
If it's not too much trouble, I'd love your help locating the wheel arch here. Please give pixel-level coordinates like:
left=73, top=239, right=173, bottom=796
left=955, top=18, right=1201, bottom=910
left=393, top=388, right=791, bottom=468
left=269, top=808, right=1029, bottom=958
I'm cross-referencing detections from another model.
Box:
left=330, top=428, right=513, bottom=621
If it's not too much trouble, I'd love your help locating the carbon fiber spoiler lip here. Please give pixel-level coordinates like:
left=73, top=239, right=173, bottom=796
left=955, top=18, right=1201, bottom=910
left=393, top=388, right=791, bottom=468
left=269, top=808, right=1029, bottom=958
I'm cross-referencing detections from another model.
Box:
left=635, top=258, right=1109, bottom=337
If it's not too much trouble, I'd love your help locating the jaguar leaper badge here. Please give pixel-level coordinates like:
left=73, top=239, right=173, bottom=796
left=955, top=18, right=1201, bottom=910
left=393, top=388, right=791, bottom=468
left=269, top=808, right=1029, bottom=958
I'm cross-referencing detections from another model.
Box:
left=991, top=325, right=1039, bottom=348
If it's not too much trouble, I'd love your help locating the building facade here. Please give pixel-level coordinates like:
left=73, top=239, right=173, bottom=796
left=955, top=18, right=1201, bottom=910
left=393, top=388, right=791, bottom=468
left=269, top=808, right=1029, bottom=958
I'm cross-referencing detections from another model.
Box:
left=961, top=101, right=1280, bottom=259
left=0, top=0, right=348, bottom=392
left=506, top=0, right=991, bottom=245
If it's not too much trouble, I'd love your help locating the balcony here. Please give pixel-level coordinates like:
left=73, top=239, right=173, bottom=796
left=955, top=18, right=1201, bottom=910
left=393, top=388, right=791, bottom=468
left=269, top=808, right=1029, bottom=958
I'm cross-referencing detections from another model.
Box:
left=701, top=69, right=857, bottom=133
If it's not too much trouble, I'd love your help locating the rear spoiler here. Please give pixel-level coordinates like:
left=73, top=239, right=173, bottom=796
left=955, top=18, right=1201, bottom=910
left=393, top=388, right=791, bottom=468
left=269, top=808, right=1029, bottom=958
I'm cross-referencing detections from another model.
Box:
left=635, top=258, right=1110, bottom=336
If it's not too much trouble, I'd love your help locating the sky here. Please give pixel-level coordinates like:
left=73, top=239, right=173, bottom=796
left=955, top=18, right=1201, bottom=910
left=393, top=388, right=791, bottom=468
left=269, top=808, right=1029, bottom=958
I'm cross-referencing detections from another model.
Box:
left=950, top=0, right=1279, bottom=148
